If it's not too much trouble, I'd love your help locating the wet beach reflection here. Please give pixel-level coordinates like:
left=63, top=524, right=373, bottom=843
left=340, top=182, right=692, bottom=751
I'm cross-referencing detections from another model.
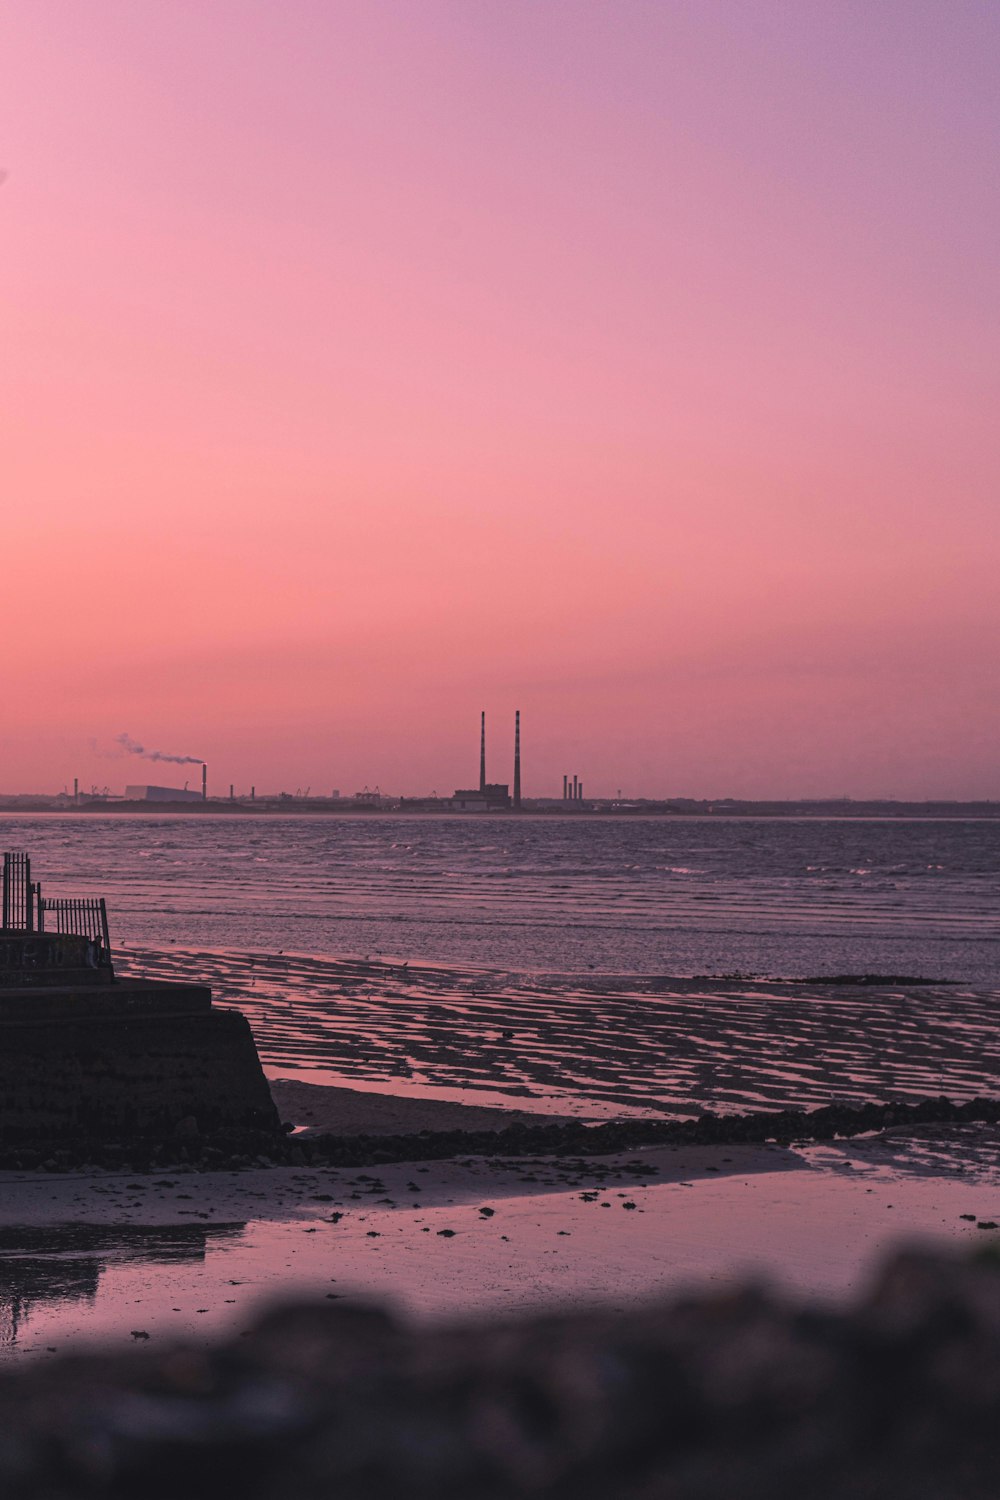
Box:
left=0, top=1223, right=245, bottom=1349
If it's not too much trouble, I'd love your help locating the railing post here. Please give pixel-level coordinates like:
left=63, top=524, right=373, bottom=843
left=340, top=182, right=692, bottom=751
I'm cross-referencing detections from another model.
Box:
left=1, top=856, right=112, bottom=954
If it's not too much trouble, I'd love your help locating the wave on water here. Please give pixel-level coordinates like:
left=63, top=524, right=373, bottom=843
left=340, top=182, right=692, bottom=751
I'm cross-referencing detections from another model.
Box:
left=2, top=812, right=998, bottom=983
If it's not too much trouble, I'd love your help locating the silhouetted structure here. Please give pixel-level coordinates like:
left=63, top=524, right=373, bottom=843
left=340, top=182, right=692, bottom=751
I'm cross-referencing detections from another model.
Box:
left=480, top=710, right=487, bottom=794
left=451, top=713, right=510, bottom=810
left=514, top=710, right=521, bottom=810
left=452, top=785, right=510, bottom=811
left=0, top=851, right=278, bottom=1139
left=125, top=784, right=204, bottom=803
left=2, top=852, right=110, bottom=953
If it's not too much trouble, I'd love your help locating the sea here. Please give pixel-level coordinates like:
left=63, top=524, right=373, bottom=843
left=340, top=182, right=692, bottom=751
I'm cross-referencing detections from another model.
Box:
left=4, top=812, right=998, bottom=985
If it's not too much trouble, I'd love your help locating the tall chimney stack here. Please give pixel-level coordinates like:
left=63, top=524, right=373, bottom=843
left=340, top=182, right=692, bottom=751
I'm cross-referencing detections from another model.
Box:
left=479, top=711, right=486, bottom=793
left=573, top=774, right=578, bottom=800
left=202, top=764, right=207, bottom=801
left=513, top=710, right=521, bottom=810
left=563, top=774, right=568, bottom=800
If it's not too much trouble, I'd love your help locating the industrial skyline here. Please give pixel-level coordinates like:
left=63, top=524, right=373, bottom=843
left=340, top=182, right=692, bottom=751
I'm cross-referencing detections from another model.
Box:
left=3, top=708, right=682, bottom=807
left=3, top=706, right=995, bottom=809
left=7, top=706, right=992, bottom=813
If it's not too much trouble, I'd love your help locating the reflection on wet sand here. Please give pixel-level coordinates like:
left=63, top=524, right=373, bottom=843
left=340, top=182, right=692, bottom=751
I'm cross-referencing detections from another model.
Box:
left=0, top=1223, right=245, bottom=1348
left=813, top=1124, right=1000, bottom=1183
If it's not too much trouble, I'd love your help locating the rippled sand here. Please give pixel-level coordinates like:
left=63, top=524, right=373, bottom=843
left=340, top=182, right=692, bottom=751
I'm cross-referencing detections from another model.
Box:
left=5, top=946, right=1000, bottom=1360
left=117, top=946, right=1000, bottom=1119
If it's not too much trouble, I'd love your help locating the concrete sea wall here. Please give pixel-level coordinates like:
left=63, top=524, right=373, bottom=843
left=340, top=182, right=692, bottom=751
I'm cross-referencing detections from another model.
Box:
left=0, top=983, right=278, bottom=1139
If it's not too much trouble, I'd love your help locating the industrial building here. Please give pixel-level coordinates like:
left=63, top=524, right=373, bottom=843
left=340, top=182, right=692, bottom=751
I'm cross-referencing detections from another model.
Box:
left=449, top=711, right=518, bottom=810
left=451, top=784, right=510, bottom=811
left=399, top=710, right=522, bottom=812
left=125, top=785, right=204, bottom=803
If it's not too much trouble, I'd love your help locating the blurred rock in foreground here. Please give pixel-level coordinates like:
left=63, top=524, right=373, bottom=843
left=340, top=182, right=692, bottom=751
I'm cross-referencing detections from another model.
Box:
left=3, top=1249, right=1000, bottom=1497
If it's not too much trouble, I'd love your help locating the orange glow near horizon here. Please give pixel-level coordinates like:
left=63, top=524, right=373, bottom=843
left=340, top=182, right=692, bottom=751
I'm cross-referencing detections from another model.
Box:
left=2, top=1, right=998, bottom=799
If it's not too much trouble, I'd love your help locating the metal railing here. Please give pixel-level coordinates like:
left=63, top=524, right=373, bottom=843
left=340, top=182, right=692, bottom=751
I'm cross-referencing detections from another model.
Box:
left=2, top=852, right=36, bottom=931
left=2, top=851, right=111, bottom=952
left=37, top=896, right=111, bottom=950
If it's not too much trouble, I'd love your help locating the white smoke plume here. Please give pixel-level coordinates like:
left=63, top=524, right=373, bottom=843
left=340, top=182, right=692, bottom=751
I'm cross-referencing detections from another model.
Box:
left=116, top=733, right=204, bottom=766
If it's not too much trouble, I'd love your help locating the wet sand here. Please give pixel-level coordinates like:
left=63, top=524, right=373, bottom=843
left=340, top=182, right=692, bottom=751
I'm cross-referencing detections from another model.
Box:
left=119, top=946, right=1000, bottom=1119
left=3, top=947, right=992, bottom=1361
left=267, top=1077, right=578, bottom=1135
left=2, top=1124, right=1000, bottom=1358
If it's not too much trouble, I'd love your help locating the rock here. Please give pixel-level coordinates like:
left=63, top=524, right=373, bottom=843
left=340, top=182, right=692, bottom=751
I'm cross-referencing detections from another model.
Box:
left=2, top=1249, right=1000, bottom=1496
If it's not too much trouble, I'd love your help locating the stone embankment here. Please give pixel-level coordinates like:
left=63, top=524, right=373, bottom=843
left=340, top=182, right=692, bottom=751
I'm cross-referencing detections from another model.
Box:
left=1, top=1094, right=999, bottom=1173
left=0, top=985, right=278, bottom=1140
left=0, top=1246, right=998, bottom=1497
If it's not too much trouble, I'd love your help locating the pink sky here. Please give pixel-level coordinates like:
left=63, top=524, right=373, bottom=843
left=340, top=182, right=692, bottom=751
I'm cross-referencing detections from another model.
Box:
left=2, top=1, right=998, bottom=799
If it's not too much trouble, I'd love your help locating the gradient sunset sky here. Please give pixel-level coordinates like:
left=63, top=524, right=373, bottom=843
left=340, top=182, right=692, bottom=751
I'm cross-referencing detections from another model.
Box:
left=3, top=1, right=998, bottom=799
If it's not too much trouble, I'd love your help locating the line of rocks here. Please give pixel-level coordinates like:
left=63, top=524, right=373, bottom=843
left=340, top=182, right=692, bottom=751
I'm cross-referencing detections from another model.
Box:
left=2, top=1247, right=1000, bottom=1497
left=1, top=1093, right=998, bottom=1173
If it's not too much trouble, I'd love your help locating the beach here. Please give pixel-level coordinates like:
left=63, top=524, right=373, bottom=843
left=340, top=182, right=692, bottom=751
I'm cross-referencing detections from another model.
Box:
left=121, top=946, right=1000, bottom=1120
left=0, top=815, right=997, bottom=1360
left=3, top=1118, right=1000, bottom=1357
left=3, top=951, right=1000, bottom=1357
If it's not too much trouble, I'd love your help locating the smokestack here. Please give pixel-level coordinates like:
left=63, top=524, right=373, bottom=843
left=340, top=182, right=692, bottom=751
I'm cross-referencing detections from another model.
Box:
left=202, top=764, right=207, bottom=801
left=230, top=784, right=234, bottom=801
left=563, top=774, right=568, bottom=800
left=578, top=781, right=583, bottom=802
left=480, top=711, right=486, bottom=794
left=513, top=711, right=521, bottom=810
left=251, top=786, right=255, bottom=801
left=73, top=777, right=78, bottom=804
left=573, top=775, right=578, bottom=800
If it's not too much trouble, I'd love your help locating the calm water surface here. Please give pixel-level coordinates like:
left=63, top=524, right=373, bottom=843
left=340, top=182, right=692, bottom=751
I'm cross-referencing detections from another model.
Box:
left=2, top=814, right=997, bottom=983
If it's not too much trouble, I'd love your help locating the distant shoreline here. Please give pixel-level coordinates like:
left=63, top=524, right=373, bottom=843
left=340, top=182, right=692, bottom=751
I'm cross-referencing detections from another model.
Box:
left=0, top=799, right=997, bottom=819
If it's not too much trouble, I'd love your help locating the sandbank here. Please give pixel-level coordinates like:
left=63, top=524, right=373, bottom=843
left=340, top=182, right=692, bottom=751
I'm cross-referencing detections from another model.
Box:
left=118, top=946, right=1000, bottom=1120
